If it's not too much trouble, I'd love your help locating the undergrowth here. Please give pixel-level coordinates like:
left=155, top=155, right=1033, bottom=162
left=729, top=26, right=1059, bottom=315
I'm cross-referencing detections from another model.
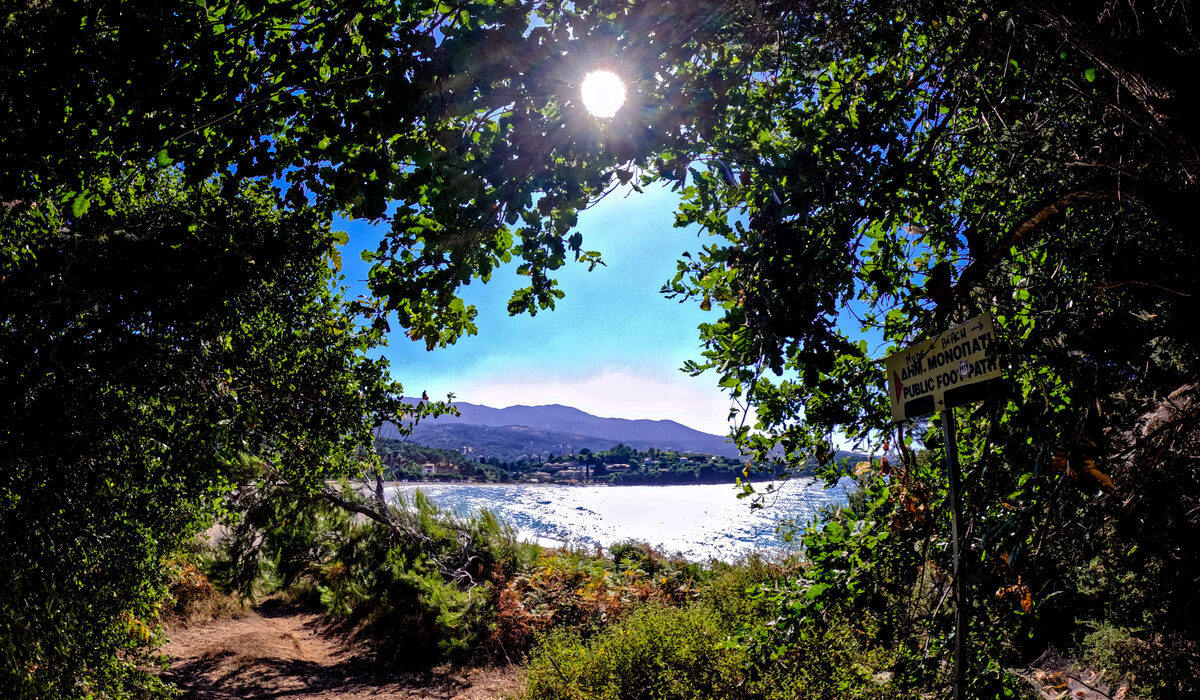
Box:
left=176, top=477, right=1048, bottom=699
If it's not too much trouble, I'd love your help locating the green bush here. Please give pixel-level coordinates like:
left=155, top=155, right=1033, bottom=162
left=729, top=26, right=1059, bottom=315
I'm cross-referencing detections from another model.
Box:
left=1081, top=621, right=1200, bottom=699
left=214, top=483, right=540, bottom=666
left=519, top=605, right=748, bottom=700
left=518, top=597, right=897, bottom=699
left=699, top=554, right=794, bottom=631
left=0, top=175, right=397, bottom=698
left=608, top=539, right=670, bottom=577
left=760, top=617, right=904, bottom=700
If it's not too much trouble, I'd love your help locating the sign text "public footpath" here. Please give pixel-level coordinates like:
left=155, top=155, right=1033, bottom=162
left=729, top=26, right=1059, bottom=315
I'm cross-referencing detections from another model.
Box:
left=885, top=313, right=1001, bottom=421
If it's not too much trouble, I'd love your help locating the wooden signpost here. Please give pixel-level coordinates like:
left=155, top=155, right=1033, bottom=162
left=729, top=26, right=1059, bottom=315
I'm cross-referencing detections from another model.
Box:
left=885, top=313, right=1000, bottom=700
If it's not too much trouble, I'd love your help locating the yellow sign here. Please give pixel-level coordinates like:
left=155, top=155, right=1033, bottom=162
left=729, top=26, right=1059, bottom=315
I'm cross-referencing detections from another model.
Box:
left=885, top=313, right=1000, bottom=421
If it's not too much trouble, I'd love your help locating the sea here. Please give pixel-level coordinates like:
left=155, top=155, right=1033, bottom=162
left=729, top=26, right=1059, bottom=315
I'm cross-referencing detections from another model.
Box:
left=388, top=478, right=854, bottom=561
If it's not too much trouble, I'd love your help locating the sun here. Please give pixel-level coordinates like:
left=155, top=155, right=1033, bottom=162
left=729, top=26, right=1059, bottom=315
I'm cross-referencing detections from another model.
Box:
left=580, top=70, right=626, bottom=118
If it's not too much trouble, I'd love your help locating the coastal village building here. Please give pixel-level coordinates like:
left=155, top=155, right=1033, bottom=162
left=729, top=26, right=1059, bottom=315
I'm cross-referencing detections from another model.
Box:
left=419, top=462, right=459, bottom=476
left=553, top=467, right=588, bottom=481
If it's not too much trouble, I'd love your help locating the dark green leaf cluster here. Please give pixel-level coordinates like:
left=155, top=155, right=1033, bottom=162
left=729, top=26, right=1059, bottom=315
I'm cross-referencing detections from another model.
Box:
left=0, top=174, right=402, bottom=696
left=645, top=2, right=1200, bottom=693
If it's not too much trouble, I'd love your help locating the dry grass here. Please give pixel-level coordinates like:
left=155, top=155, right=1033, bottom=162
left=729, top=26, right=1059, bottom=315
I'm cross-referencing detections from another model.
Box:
left=159, top=560, right=247, bottom=628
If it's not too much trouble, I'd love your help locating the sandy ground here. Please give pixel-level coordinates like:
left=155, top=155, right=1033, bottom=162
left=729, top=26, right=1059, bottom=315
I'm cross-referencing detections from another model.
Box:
left=161, top=604, right=521, bottom=700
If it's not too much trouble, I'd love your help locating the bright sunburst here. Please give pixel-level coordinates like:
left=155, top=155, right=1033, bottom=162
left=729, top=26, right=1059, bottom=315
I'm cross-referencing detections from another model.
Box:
left=580, top=70, right=626, bottom=118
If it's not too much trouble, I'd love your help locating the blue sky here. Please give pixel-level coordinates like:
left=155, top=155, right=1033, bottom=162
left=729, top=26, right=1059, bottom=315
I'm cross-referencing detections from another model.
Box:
left=336, top=183, right=746, bottom=435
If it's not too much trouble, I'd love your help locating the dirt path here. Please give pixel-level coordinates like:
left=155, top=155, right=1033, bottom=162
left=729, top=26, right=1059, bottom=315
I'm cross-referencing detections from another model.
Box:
left=162, top=605, right=520, bottom=699
left=1021, top=648, right=1134, bottom=700
left=1024, top=667, right=1132, bottom=700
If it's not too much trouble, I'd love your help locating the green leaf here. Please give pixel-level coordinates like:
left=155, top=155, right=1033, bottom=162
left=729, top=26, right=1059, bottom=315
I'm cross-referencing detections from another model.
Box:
left=71, top=193, right=90, bottom=218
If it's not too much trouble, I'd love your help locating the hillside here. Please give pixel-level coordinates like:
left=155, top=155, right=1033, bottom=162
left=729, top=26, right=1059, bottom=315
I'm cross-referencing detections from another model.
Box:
left=386, top=423, right=626, bottom=462
left=378, top=402, right=741, bottom=459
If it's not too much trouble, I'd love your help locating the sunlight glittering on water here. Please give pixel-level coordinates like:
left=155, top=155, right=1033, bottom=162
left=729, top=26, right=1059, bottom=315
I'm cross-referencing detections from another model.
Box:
left=390, top=480, right=853, bottom=561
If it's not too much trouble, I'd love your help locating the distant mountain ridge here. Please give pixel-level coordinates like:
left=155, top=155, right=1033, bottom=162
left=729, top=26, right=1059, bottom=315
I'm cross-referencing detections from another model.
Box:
left=378, top=402, right=741, bottom=460
left=387, top=423, right=634, bottom=462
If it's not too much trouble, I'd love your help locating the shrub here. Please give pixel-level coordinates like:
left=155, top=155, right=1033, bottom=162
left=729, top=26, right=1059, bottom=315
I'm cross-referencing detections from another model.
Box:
left=609, top=539, right=666, bottom=576
left=761, top=616, right=905, bottom=700
left=518, top=605, right=747, bottom=700
left=700, top=554, right=795, bottom=631
left=213, top=483, right=540, bottom=666
left=492, top=543, right=707, bottom=659
left=161, top=557, right=244, bottom=626
left=1081, top=622, right=1200, bottom=699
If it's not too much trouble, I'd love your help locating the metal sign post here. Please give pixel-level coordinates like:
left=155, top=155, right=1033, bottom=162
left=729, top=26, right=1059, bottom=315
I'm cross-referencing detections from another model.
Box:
left=885, top=313, right=999, bottom=700
left=942, top=409, right=966, bottom=700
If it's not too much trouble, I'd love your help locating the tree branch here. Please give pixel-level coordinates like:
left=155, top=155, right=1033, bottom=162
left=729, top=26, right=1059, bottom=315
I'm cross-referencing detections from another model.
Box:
left=311, top=483, right=415, bottom=541
left=1092, top=280, right=1193, bottom=298
left=952, top=188, right=1119, bottom=301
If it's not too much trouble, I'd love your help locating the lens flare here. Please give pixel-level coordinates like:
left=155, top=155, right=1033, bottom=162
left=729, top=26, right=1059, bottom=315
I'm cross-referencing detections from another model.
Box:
left=580, top=70, right=626, bottom=118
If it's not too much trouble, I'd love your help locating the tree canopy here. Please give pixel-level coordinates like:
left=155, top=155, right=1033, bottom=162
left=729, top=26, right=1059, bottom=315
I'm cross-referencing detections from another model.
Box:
left=4, top=0, right=1200, bottom=696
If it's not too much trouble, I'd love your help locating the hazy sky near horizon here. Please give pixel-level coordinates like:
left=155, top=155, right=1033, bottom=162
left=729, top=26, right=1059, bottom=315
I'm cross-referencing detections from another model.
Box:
left=336, top=184, right=747, bottom=435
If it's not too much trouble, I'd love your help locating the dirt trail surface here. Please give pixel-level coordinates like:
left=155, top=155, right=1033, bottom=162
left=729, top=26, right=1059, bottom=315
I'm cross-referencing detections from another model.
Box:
left=162, top=604, right=520, bottom=699
left=1022, top=649, right=1135, bottom=700
left=1026, top=667, right=1132, bottom=700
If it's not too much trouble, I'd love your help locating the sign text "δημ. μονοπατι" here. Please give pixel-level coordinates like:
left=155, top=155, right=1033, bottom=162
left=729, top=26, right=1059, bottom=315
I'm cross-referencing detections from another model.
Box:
left=885, top=313, right=1001, bottom=421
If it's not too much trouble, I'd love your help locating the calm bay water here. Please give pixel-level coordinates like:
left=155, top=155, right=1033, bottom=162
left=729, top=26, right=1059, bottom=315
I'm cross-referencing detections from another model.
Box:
left=389, top=478, right=854, bottom=561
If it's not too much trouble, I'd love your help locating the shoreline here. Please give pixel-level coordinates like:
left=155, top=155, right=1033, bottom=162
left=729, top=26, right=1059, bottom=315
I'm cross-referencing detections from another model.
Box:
left=385, top=475, right=817, bottom=488
left=382, top=478, right=852, bottom=563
